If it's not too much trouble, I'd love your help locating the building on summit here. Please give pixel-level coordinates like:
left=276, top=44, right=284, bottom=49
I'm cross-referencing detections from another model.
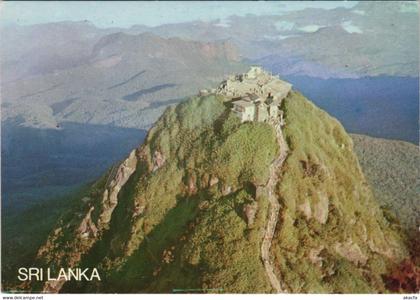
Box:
left=217, top=66, right=292, bottom=123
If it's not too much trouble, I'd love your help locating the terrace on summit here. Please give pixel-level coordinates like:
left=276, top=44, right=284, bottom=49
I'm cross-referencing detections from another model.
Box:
left=216, top=67, right=293, bottom=123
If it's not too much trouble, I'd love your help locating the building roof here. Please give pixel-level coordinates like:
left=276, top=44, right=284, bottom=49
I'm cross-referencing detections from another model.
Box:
left=247, top=93, right=260, bottom=101
left=232, top=100, right=255, bottom=107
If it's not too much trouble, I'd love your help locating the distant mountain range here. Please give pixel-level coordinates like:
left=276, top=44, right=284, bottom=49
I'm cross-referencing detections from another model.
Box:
left=1, top=1, right=417, bottom=131
left=1, top=31, right=245, bottom=130
left=1, top=30, right=246, bottom=209
left=127, top=1, right=419, bottom=77
left=1, top=1, right=417, bottom=214
left=2, top=1, right=418, bottom=82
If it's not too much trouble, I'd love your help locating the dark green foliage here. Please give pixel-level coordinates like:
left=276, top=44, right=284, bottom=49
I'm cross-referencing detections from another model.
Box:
left=271, top=91, right=408, bottom=293
left=351, top=134, right=420, bottom=235
left=1, top=184, right=89, bottom=289
left=44, top=94, right=278, bottom=293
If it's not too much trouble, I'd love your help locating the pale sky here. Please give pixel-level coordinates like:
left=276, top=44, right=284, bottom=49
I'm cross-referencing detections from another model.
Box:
left=0, top=1, right=358, bottom=28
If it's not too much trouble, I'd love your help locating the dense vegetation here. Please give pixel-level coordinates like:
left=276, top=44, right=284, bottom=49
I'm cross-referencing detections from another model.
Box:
left=98, top=95, right=278, bottom=292
left=36, top=94, right=278, bottom=293
left=271, top=91, right=408, bottom=293
left=5, top=92, right=410, bottom=293
left=1, top=185, right=87, bottom=290
left=351, top=134, right=419, bottom=235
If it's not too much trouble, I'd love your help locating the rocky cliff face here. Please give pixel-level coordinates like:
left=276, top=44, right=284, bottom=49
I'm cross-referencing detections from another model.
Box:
left=32, top=84, right=408, bottom=293
left=35, top=149, right=138, bottom=292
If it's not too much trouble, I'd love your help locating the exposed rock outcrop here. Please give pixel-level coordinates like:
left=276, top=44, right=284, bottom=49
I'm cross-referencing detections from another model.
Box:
left=243, top=202, right=258, bottom=227
left=38, top=149, right=139, bottom=293
left=98, top=149, right=138, bottom=227
left=298, top=198, right=312, bottom=220
left=335, top=240, right=368, bottom=266
left=152, top=150, right=166, bottom=172
left=222, top=185, right=232, bottom=196
left=77, top=206, right=98, bottom=239
left=187, top=173, right=197, bottom=195
left=308, top=246, right=325, bottom=267
left=209, top=175, right=219, bottom=187
left=313, top=192, right=329, bottom=224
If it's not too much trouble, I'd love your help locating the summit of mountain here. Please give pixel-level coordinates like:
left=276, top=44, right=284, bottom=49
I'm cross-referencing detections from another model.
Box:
left=15, top=69, right=410, bottom=293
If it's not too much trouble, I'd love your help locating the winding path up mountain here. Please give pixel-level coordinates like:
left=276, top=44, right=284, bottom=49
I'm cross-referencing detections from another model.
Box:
left=261, top=103, right=289, bottom=293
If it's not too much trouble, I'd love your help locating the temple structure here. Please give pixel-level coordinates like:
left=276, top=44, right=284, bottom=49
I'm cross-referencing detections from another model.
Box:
left=217, top=67, right=292, bottom=123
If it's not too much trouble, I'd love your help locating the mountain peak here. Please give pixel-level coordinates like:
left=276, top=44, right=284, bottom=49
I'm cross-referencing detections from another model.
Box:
left=31, top=73, right=408, bottom=293
left=217, top=67, right=292, bottom=99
